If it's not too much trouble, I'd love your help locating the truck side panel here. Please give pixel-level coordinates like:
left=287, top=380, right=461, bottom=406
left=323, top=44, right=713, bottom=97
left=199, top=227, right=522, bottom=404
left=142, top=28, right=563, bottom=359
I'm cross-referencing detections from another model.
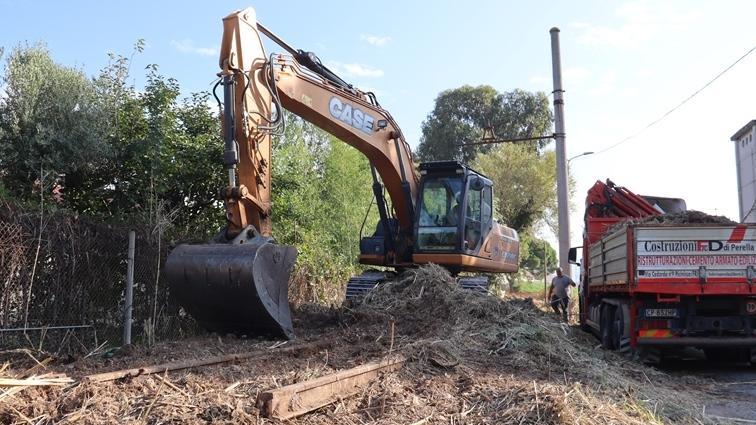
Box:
left=588, top=227, right=629, bottom=286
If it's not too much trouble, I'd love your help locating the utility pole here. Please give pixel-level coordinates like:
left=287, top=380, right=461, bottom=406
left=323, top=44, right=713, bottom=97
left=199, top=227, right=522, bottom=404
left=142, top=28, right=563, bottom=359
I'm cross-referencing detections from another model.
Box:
left=550, top=27, right=570, bottom=275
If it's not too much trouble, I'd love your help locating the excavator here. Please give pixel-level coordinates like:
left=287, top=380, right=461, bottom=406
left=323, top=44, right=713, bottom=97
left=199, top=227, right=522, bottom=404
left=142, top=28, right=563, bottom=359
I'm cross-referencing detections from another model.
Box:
left=164, top=7, right=520, bottom=340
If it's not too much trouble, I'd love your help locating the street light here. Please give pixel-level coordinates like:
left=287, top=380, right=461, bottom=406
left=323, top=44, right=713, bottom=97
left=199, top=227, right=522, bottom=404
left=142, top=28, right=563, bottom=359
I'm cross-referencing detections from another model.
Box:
left=567, top=151, right=594, bottom=165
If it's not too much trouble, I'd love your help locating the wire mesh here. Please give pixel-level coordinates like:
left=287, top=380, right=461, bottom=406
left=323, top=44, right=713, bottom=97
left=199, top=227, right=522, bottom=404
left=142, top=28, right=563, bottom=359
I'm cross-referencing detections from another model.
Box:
left=0, top=207, right=198, bottom=353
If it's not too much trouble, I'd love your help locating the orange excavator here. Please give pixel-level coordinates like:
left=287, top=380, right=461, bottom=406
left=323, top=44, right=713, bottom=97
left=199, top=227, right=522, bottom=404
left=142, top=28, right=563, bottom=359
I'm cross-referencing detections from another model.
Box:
left=165, top=7, right=520, bottom=339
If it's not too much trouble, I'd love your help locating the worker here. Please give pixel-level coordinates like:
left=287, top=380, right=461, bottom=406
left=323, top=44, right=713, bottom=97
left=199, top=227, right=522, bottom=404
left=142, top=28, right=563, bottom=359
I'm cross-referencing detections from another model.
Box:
left=548, top=267, right=576, bottom=322
left=447, top=192, right=463, bottom=226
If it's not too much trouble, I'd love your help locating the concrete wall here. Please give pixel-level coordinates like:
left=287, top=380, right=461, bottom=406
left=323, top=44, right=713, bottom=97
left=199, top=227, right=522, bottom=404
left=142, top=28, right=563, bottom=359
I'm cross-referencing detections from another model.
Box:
left=735, top=124, right=756, bottom=222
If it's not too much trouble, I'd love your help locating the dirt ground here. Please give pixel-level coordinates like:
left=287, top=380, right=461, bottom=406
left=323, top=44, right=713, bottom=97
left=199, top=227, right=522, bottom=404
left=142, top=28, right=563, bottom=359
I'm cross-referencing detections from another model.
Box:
left=0, top=266, right=738, bottom=424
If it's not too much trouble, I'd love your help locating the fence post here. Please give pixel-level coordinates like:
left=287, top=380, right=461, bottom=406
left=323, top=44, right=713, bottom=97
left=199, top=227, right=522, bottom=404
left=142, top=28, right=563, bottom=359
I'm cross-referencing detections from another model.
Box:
left=123, top=229, right=136, bottom=346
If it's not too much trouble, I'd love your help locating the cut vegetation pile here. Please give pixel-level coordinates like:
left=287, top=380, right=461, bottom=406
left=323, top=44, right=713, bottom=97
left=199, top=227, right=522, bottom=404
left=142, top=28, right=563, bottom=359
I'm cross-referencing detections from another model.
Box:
left=642, top=210, right=736, bottom=225
left=605, top=209, right=737, bottom=236
left=1, top=265, right=721, bottom=424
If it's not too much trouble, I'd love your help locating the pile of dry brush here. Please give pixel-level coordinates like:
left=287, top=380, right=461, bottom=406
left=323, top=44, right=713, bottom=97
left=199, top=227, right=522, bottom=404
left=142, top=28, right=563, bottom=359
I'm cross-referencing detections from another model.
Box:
left=0, top=265, right=719, bottom=424
left=347, top=264, right=711, bottom=424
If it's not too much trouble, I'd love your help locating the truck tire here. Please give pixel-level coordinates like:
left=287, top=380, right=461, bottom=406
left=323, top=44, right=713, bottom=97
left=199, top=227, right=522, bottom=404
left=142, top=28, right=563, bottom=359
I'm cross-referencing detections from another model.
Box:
left=578, top=296, right=594, bottom=334
left=600, top=305, right=615, bottom=350
left=579, top=295, right=591, bottom=332
left=612, top=306, right=631, bottom=354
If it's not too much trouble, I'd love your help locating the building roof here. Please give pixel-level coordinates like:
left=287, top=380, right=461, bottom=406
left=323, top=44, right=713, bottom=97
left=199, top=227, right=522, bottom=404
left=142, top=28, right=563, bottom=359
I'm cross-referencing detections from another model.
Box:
left=731, top=120, right=756, bottom=141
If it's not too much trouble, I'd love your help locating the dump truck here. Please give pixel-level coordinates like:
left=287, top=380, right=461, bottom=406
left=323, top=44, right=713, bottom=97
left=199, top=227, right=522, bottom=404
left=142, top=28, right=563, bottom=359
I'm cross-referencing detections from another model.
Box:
left=574, top=179, right=756, bottom=363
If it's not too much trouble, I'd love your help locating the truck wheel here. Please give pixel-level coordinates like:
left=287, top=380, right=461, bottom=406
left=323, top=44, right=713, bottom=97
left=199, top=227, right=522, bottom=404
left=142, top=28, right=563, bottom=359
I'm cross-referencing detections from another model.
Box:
left=600, top=305, right=615, bottom=350
left=612, top=306, right=631, bottom=354
left=579, top=298, right=592, bottom=332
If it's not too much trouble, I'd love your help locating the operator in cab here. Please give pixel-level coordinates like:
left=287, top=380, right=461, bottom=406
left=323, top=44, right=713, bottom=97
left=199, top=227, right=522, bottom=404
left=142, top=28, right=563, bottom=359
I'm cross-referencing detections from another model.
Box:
left=548, top=267, right=576, bottom=323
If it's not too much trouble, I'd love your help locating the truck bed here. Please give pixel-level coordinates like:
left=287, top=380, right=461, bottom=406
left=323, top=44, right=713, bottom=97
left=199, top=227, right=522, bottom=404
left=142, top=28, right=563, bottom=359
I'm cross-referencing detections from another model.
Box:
left=588, top=223, right=756, bottom=295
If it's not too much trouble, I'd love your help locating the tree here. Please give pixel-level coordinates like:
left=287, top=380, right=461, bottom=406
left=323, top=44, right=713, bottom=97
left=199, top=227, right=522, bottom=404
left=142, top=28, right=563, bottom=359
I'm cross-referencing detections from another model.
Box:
left=519, top=234, right=557, bottom=277
left=271, top=113, right=378, bottom=302
left=473, top=143, right=556, bottom=232
left=417, top=86, right=552, bottom=163
left=0, top=44, right=110, bottom=198
left=0, top=42, right=380, bottom=303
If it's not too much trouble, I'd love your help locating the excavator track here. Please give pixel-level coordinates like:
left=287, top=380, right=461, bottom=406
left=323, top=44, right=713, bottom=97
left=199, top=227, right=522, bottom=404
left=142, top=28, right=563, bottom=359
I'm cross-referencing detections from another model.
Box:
left=345, top=272, right=393, bottom=299
left=457, top=276, right=491, bottom=294
left=345, top=272, right=491, bottom=300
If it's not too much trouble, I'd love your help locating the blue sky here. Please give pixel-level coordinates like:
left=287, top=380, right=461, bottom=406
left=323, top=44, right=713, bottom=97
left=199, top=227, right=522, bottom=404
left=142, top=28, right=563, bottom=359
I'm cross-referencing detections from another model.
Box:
left=2, top=0, right=756, bottom=247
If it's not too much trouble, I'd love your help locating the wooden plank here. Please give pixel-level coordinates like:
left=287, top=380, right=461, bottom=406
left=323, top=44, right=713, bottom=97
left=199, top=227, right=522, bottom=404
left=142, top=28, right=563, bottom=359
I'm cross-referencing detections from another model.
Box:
left=0, top=376, right=74, bottom=386
left=20, top=357, right=53, bottom=378
left=85, top=340, right=328, bottom=383
left=257, top=355, right=406, bottom=420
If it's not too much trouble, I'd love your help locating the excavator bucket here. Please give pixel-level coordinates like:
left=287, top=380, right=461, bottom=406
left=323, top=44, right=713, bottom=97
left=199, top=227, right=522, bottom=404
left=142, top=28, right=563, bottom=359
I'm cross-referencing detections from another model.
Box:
left=165, top=242, right=298, bottom=339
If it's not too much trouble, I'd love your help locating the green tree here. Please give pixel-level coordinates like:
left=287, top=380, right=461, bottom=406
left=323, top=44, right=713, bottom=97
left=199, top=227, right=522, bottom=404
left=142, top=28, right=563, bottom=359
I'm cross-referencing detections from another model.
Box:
left=0, top=42, right=380, bottom=303
left=519, top=234, right=557, bottom=277
left=319, top=136, right=377, bottom=270
left=271, top=113, right=377, bottom=302
left=0, top=44, right=110, bottom=198
left=473, top=143, right=557, bottom=232
left=52, top=59, right=224, bottom=233
left=417, top=86, right=552, bottom=163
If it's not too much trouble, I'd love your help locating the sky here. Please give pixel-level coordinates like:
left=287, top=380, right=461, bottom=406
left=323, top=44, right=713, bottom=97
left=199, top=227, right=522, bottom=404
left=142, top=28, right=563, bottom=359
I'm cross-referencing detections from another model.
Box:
left=2, top=0, right=755, bottom=250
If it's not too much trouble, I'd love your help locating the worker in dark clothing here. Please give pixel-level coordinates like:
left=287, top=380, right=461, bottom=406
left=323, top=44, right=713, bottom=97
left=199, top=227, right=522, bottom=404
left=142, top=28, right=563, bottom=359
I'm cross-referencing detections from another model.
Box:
left=548, top=267, right=576, bottom=322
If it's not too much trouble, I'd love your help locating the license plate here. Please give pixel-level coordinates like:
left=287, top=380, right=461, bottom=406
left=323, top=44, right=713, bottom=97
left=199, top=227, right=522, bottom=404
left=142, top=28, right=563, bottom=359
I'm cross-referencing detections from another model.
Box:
left=645, top=308, right=678, bottom=318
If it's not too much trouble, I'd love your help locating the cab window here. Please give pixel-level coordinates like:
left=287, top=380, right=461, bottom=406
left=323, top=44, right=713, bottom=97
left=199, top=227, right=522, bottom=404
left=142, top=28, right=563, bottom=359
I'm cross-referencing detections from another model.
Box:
left=465, top=185, right=482, bottom=250
left=482, top=185, right=492, bottom=229
left=417, top=176, right=463, bottom=251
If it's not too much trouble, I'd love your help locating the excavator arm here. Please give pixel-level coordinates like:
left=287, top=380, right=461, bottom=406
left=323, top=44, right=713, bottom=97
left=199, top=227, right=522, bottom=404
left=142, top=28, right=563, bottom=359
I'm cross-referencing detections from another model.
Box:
left=218, top=9, right=417, bottom=263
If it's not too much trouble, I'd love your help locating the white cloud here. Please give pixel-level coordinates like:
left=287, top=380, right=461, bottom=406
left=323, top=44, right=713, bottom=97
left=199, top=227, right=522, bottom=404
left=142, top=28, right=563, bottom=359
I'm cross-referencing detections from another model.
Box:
left=360, top=34, right=391, bottom=47
left=571, top=1, right=700, bottom=49
left=170, top=39, right=218, bottom=56
left=327, top=61, right=384, bottom=78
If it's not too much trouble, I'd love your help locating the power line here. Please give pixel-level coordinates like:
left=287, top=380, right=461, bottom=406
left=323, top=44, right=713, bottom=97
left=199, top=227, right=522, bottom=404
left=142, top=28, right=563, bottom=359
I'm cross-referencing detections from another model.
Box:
left=594, top=43, right=756, bottom=155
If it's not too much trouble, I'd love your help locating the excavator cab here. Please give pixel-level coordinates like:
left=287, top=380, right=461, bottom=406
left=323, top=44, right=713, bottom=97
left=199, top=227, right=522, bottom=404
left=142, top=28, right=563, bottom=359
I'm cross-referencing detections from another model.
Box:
left=358, top=161, right=499, bottom=271
left=414, top=161, right=492, bottom=258
left=415, top=161, right=493, bottom=255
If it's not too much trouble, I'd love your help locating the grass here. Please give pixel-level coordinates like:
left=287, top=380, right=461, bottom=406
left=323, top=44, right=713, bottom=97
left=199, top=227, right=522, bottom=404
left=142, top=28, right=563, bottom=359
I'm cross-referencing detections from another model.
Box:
left=514, top=279, right=548, bottom=295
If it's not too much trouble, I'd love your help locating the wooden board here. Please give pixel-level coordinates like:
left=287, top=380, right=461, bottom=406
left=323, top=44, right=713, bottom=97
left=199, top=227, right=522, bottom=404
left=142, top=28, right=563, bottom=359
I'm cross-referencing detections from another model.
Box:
left=257, top=355, right=406, bottom=420
left=85, top=340, right=328, bottom=383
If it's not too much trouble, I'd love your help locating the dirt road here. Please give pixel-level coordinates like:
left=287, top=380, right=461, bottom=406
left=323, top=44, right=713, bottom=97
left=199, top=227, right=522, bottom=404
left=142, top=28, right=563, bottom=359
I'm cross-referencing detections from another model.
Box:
left=664, top=351, right=756, bottom=422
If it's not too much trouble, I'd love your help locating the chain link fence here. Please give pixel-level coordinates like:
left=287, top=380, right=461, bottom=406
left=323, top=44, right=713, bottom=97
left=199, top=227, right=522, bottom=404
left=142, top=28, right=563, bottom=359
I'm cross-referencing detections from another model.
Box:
left=0, top=204, right=198, bottom=354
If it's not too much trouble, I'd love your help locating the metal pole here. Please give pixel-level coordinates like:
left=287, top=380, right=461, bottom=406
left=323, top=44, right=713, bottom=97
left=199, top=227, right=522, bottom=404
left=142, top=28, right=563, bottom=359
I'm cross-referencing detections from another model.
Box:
left=543, top=240, right=548, bottom=303
left=550, top=27, right=570, bottom=275
left=123, top=230, right=135, bottom=346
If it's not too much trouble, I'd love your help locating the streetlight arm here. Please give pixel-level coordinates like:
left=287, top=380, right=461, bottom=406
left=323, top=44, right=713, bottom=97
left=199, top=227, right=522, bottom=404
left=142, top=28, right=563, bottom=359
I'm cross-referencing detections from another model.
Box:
left=567, top=151, right=594, bottom=164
